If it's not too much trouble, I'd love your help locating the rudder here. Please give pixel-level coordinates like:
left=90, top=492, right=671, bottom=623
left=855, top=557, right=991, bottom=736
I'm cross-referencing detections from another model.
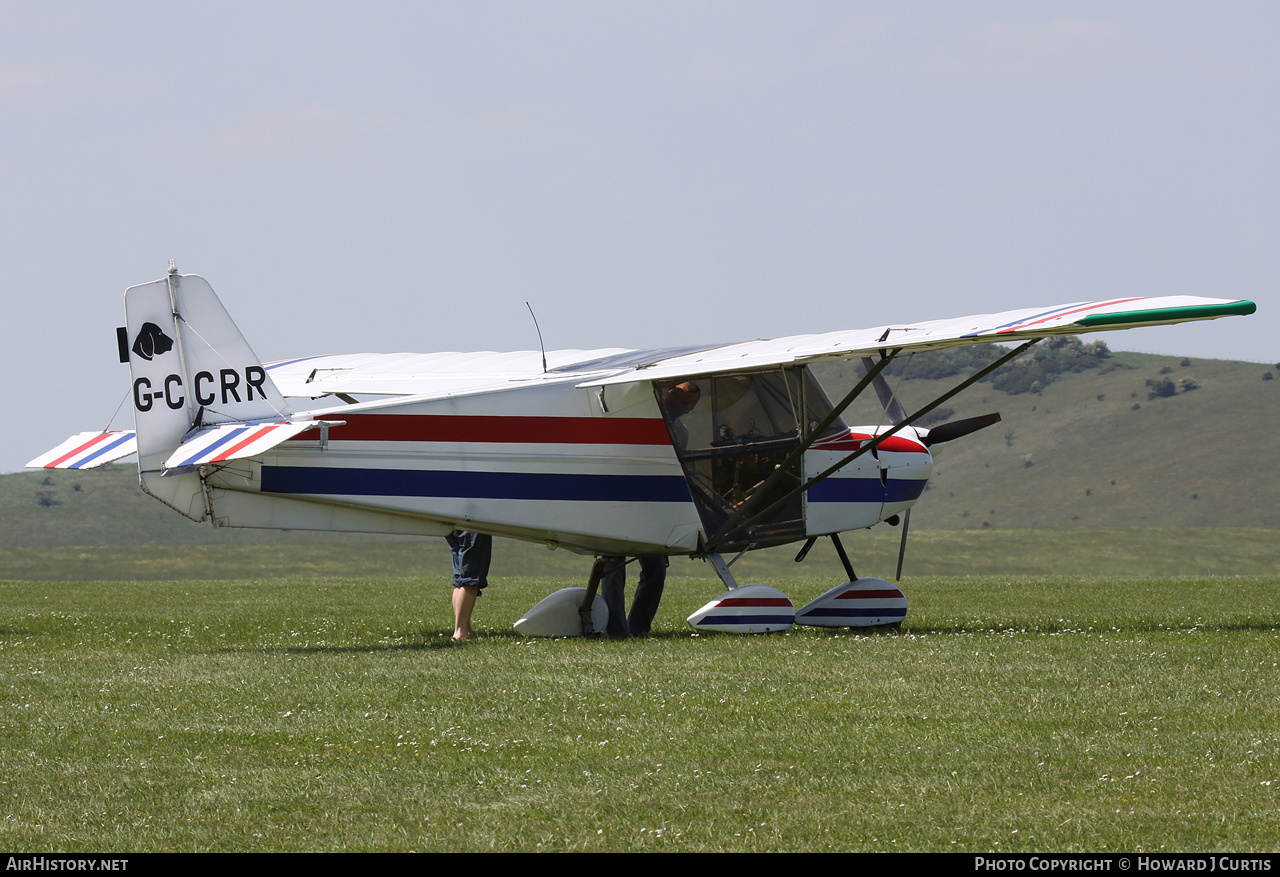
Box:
left=124, top=267, right=290, bottom=520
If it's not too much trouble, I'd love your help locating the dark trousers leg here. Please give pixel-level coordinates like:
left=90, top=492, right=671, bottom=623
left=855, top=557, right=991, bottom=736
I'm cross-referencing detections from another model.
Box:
left=446, top=530, right=491, bottom=589
left=600, top=556, right=629, bottom=637
left=627, top=555, right=668, bottom=636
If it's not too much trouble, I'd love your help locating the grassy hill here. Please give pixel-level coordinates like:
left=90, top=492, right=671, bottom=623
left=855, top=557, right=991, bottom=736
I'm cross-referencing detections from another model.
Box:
left=812, top=349, right=1280, bottom=529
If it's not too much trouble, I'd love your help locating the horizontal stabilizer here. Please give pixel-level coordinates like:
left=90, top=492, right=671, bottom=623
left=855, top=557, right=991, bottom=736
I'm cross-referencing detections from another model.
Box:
left=162, top=420, right=338, bottom=472
left=27, top=431, right=138, bottom=470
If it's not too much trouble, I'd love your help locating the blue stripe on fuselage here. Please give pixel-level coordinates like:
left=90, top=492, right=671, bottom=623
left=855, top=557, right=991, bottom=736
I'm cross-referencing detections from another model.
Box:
left=260, top=466, right=692, bottom=503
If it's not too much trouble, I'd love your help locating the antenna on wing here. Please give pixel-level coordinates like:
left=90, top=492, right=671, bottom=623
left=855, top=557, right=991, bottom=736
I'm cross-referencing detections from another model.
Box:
left=526, top=302, right=548, bottom=373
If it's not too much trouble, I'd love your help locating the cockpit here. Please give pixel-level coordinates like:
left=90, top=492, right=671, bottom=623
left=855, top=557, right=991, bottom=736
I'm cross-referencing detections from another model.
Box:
left=655, top=365, right=847, bottom=550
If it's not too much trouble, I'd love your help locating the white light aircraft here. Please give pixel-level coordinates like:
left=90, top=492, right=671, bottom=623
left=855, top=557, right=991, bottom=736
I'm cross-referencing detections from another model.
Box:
left=29, top=266, right=1255, bottom=635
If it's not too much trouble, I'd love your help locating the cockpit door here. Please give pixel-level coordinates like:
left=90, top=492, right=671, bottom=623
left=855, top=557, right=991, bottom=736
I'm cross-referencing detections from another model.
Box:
left=655, top=366, right=846, bottom=551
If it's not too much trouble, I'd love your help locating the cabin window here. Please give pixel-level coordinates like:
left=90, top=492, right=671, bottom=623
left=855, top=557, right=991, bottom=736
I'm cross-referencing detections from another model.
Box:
left=658, top=367, right=845, bottom=454
left=655, top=366, right=845, bottom=549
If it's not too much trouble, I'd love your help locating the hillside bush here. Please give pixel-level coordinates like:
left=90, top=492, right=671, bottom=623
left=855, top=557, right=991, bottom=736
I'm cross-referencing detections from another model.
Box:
left=989, top=336, right=1111, bottom=395
left=1146, top=377, right=1177, bottom=399
left=879, top=336, right=1111, bottom=396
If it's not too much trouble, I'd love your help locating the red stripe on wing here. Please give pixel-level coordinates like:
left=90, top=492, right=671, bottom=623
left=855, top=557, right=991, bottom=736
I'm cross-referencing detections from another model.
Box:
left=996, top=298, right=1144, bottom=334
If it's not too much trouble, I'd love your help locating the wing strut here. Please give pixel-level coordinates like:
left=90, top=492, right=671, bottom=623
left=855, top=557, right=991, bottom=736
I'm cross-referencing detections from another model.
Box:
left=861, top=353, right=912, bottom=581
left=707, top=338, right=1040, bottom=552
left=703, top=349, right=903, bottom=551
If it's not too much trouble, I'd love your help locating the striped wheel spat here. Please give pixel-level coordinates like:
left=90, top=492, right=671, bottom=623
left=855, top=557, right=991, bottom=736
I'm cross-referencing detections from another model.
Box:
left=795, top=578, right=907, bottom=628
left=686, top=585, right=795, bottom=634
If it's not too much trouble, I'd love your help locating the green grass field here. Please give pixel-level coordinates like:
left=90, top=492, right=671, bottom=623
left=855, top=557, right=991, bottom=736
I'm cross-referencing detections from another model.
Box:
left=3, top=525, right=1278, bottom=582
left=1, top=566, right=1276, bottom=852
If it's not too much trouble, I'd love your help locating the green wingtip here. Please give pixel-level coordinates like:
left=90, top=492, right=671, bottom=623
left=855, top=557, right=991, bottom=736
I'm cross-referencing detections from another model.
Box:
left=1078, top=300, right=1257, bottom=328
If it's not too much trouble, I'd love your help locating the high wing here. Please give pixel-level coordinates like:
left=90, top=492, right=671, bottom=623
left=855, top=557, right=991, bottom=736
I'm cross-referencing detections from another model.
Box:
left=580, top=295, right=1256, bottom=387
left=263, top=345, right=724, bottom=400
left=262, top=295, right=1253, bottom=402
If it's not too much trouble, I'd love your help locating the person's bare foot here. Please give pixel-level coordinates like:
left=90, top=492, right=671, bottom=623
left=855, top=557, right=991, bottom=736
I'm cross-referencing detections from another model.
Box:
left=452, top=629, right=473, bottom=642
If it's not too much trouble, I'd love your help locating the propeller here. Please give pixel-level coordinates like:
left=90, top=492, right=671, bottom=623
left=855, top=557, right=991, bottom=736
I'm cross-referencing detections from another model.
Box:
left=861, top=357, right=908, bottom=425
left=920, top=412, right=1002, bottom=447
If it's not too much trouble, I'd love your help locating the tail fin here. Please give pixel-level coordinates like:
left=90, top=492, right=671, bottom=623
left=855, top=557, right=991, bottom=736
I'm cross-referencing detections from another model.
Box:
left=124, top=268, right=291, bottom=520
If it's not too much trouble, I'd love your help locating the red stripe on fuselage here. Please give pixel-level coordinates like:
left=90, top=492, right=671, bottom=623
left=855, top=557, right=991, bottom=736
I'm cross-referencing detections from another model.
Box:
left=811, top=432, right=927, bottom=454
left=835, top=589, right=904, bottom=600
left=290, top=413, right=672, bottom=445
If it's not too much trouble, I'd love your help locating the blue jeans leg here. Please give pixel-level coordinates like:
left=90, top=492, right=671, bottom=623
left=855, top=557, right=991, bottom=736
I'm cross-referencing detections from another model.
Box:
left=600, top=556, right=630, bottom=637
left=627, top=555, right=668, bottom=636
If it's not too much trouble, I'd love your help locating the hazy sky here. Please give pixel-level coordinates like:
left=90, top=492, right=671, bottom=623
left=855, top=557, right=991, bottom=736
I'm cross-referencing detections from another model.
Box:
left=6, top=1, right=1277, bottom=473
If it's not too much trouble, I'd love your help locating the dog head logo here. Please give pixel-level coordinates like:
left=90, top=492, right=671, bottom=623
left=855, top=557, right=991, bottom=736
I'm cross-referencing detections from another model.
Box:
left=131, top=322, right=175, bottom=361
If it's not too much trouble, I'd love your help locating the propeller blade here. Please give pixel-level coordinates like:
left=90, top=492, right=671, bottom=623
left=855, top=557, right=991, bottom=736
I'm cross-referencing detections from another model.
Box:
left=921, top=412, right=1002, bottom=447
left=860, top=356, right=908, bottom=424
left=895, top=508, right=911, bottom=581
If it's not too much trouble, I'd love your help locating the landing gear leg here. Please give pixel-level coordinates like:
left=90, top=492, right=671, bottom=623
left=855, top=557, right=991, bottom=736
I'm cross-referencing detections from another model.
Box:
left=580, top=558, right=607, bottom=636
left=830, top=532, right=857, bottom=582
left=705, top=552, right=741, bottom=591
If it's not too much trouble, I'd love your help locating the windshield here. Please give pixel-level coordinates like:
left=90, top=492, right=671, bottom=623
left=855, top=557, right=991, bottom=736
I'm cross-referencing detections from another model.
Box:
left=657, top=366, right=845, bottom=454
